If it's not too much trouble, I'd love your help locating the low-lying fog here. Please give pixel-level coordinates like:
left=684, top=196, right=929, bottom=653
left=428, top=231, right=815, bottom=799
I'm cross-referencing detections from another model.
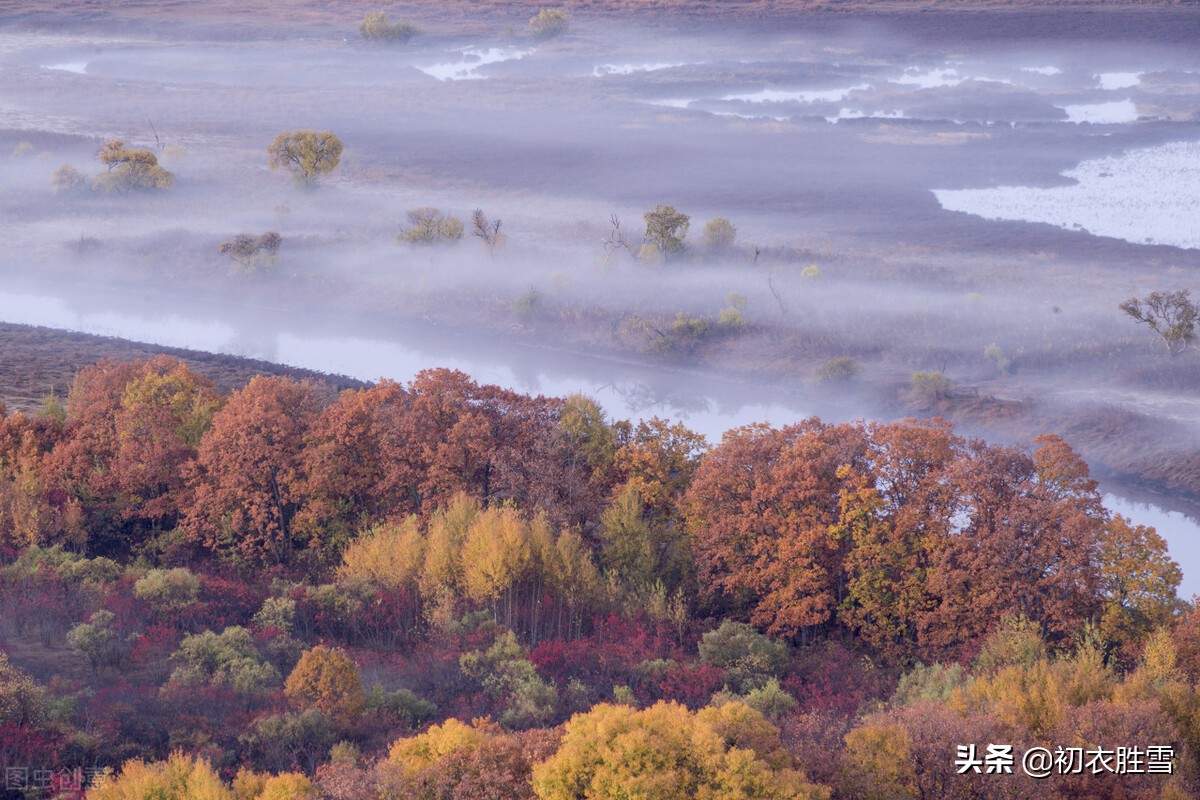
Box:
left=2, top=11, right=1200, bottom=588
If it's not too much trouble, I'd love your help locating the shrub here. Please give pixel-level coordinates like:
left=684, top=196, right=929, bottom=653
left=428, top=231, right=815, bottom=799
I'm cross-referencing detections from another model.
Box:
left=801, top=264, right=821, bottom=279
left=359, top=10, right=418, bottom=42
left=814, top=356, right=859, bottom=383
left=908, top=371, right=952, bottom=405
left=983, top=343, right=1011, bottom=374
left=51, top=163, right=87, bottom=194
left=134, top=567, right=200, bottom=612
left=93, top=139, right=174, bottom=192
left=170, top=626, right=281, bottom=697
left=67, top=610, right=127, bottom=672
left=219, top=232, right=282, bottom=272
left=701, top=217, right=737, bottom=250
left=717, top=306, right=746, bottom=331
left=268, top=130, right=343, bottom=186
left=699, top=620, right=788, bottom=692
left=512, top=288, right=543, bottom=321
left=399, top=207, right=464, bottom=244
left=529, top=8, right=570, bottom=40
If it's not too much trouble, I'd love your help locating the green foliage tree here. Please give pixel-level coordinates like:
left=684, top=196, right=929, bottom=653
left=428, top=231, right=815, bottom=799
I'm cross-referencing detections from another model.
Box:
left=170, top=626, right=281, bottom=697
left=93, top=139, right=175, bottom=192
left=134, top=567, right=200, bottom=612
left=267, top=130, right=343, bottom=186
left=1121, top=289, right=1198, bottom=357
left=460, top=630, right=558, bottom=728
left=699, top=620, right=788, bottom=692
left=0, top=652, right=48, bottom=726
left=67, top=609, right=126, bottom=672
left=529, top=8, right=570, bottom=39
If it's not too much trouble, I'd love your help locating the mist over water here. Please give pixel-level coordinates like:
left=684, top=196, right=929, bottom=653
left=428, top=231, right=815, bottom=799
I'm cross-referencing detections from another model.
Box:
left=2, top=12, right=1200, bottom=588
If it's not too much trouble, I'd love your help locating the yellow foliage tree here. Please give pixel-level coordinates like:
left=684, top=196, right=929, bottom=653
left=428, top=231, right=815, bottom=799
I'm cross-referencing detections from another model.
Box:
left=87, top=751, right=231, bottom=800
left=532, top=700, right=827, bottom=800
left=839, top=720, right=917, bottom=800
left=338, top=516, right=424, bottom=590
left=388, top=717, right=492, bottom=774
left=284, top=646, right=366, bottom=724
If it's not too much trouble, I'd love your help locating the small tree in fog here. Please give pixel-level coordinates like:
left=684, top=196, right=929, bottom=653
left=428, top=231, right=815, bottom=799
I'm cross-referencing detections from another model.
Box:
left=51, top=164, right=87, bottom=194
left=602, top=214, right=636, bottom=262
left=1120, top=290, right=1198, bottom=357
left=472, top=209, right=506, bottom=256
left=268, top=130, right=343, bottom=186
left=359, top=10, right=418, bottom=42
left=701, top=217, right=737, bottom=251
left=529, top=8, right=570, bottom=40
left=399, top=208, right=464, bottom=244
left=93, top=139, right=174, bottom=193
left=641, top=204, right=690, bottom=262
left=908, top=371, right=952, bottom=406
left=220, top=232, right=282, bottom=272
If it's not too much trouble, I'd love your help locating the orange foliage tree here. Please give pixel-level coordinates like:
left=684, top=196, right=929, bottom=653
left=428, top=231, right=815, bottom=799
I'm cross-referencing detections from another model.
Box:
left=183, top=375, right=323, bottom=565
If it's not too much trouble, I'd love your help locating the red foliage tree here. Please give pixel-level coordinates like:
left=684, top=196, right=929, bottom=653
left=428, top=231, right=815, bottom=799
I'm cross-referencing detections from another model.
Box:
left=183, top=376, right=323, bottom=565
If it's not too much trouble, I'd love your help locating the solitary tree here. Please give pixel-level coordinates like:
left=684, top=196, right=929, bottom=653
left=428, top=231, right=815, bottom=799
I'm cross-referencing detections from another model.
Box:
left=529, top=8, right=570, bottom=40
left=93, top=139, right=174, bottom=192
left=472, top=209, right=505, bottom=256
left=359, top=10, right=418, bottom=42
left=641, top=204, right=690, bottom=261
left=400, top=208, right=464, bottom=244
left=701, top=217, right=737, bottom=251
left=1120, top=289, right=1198, bottom=357
left=268, top=130, right=343, bottom=186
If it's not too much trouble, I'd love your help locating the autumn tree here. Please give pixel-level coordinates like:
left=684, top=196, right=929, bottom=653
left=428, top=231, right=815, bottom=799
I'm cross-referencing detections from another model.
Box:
left=89, top=752, right=232, bottom=800
left=93, top=139, right=174, bottom=192
left=183, top=375, right=323, bottom=565
left=337, top=516, right=424, bottom=592
left=0, top=409, right=79, bottom=549
left=685, top=420, right=868, bottom=639
left=298, top=379, right=417, bottom=543
left=1097, top=514, right=1181, bottom=648
left=917, top=435, right=1107, bottom=659
left=285, top=645, right=366, bottom=724
left=268, top=130, right=343, bottom=186
left=532, top=700, right=828, bottom=800
left=42, top=356, right=220, bottom=549
left=837, top=420, right=961, bottom=660
left=400, top=208, right=465, bottom=244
